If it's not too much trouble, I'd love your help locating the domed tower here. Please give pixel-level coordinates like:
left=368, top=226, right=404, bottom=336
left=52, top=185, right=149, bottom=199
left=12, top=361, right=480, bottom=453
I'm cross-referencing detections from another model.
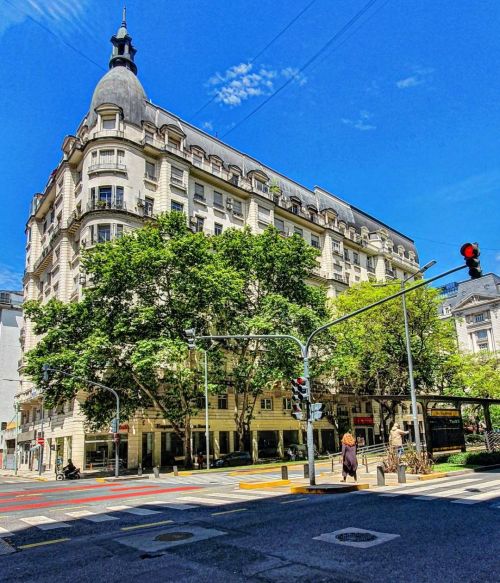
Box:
left=87, top=7, right=147, bottom=129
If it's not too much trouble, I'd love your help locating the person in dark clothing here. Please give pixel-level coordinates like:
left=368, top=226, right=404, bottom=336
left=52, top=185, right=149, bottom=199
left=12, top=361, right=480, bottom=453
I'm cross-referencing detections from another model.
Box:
left=341, top=433, right=358, bottom=482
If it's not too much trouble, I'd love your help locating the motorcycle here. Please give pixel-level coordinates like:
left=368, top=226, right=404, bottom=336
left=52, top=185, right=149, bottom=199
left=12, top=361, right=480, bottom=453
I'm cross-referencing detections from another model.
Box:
left=56, top=467, right=81, bottom=480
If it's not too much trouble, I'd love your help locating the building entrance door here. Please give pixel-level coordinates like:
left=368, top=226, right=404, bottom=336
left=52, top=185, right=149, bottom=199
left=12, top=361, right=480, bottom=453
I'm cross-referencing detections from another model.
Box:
left=354, top=426, right=374, bottom=446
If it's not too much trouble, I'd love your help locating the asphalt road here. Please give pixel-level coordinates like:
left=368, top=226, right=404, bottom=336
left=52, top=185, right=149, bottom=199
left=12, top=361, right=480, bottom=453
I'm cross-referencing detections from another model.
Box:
left=0, top=470, right=499, bottom=583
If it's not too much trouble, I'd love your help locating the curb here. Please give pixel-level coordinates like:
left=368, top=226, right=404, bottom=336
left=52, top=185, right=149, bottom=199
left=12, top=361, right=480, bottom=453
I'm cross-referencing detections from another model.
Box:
left=426, top=463, right=500, bottom=479
left=239, top=479, right=290, bottom=489
left=290, top=483, right=370, bottom=494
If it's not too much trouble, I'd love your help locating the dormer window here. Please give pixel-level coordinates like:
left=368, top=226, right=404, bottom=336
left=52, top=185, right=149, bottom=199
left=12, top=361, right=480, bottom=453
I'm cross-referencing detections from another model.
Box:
left=291, top=203, right=300, bottom=215
left=211, top=160, right=222, bottom=175
left=168, top=135, right=181, bottom=150
left=193, top=151, right=203, bottom=167
left=255, top=178, right=268, bottom=193
left=102, top=117, right=116, bottom=130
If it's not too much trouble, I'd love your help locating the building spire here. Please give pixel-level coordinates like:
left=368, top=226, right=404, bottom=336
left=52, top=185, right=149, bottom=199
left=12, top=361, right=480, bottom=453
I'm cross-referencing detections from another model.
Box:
left=109, top=6, right=137, bottom=75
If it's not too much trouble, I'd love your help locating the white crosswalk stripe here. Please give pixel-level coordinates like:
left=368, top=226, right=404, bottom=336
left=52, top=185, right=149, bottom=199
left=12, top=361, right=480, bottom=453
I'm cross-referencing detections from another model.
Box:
left=106, top=505, right=160, bottom=516
left=0, top=526, right=14, bottom=536
left=20, top=515, right=70, bottom=530
left=65, top=510, right=118, bottom=522
left=451, top=484, right=500, bottom=505
left=413, top=479, right=500, bottom=501
left=385, top=477, right=483, bottom=496
left=179, top=496, right=236, bottom=505
left=145, top=501, right=198, bottom=510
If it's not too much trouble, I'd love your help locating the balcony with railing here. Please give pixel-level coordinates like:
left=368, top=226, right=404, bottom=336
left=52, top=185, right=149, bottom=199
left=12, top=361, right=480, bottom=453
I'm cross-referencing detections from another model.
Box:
left=93, top=129, right=124, bottom=139
left=87, top=200, right=127, bottom=212
left=88, top=162, right=127, bottom=175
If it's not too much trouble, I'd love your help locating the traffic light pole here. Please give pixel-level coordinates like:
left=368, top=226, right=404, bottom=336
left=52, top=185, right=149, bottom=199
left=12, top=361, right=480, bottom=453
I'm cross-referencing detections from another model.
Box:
left=42, top=366, right=120, bottom=478
left=186, top=262, right=468, bottom=486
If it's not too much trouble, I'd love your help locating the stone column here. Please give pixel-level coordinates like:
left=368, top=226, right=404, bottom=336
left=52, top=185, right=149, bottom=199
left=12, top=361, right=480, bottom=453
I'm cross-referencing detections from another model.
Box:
left=153, top=431, right=162, bottom=466
left=277, top=430, right=284, bottom=458
left=251, top=431, right=258, bottom=462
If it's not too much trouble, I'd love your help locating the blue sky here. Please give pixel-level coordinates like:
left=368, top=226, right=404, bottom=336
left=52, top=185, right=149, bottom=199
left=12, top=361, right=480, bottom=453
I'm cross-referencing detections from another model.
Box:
left=0, top=0, right=498, bottom=291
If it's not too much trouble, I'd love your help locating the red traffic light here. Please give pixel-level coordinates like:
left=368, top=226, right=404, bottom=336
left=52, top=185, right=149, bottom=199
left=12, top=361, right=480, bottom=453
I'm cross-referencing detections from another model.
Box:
left=296, top=377, right=305, bottom=385
left=460, top=243, right=479, bottom=259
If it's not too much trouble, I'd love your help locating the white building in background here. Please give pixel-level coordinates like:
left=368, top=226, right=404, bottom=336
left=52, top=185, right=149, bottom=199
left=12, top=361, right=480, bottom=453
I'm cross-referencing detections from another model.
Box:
left=439, top=273, right=500, bottom=353
left=17, top=14, right=422, bottom=473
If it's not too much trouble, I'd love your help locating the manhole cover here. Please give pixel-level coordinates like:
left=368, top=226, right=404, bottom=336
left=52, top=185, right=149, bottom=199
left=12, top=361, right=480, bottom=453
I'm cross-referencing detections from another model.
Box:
left=336, top=532, right=377, bottom=543
left=155, top=532, right=194, bottom=542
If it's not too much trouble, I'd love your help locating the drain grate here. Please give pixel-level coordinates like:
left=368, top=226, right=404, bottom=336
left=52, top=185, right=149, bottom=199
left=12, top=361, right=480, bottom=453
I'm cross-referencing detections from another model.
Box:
left=155, top=532, right=194, bottom=542
left=336, top=532, right=377, bottom=543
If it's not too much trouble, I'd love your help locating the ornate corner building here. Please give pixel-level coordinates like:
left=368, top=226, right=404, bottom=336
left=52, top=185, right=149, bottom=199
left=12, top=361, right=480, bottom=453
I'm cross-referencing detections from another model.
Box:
left=17, top=15, right=423, bottom=473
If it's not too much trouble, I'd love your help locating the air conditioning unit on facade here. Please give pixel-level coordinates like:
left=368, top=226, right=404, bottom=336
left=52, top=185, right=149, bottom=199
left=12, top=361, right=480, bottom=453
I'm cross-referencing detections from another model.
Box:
left=137, top=198, right=145, bottom=208
left=226, top=198, right=233, bottom=210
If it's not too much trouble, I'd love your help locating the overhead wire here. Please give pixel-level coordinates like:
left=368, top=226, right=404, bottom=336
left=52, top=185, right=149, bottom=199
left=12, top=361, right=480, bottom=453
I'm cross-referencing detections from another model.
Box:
left=222, top=0, right=382, bottom=138
left=189, top=0, right=319, bottom=120
left=3, top=0, right=106, bottom=72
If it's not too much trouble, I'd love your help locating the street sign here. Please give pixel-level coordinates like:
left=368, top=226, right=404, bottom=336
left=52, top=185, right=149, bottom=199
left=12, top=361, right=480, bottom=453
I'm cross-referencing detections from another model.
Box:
left=310, top=402, right=325, bottom=421
left=110, top=418, right=119, bottom=433
left=37, top=437, right=45, bottom=446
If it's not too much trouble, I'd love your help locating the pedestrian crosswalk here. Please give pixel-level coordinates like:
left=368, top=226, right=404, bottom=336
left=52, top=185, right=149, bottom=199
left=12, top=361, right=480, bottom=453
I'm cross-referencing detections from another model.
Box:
left=0, top=488, right=288, bottom=535
left=371, top=475, right=500, bottom=505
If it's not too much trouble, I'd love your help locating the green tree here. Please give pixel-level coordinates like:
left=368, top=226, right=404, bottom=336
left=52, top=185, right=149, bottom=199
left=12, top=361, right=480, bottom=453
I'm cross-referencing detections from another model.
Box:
left=324, top=281, right=460, bottom=436
left=24, top=214, right=330, bottom=463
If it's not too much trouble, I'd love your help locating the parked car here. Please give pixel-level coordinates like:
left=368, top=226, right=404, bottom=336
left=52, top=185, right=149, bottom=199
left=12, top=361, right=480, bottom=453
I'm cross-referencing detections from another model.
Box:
left=212, top=451, right=252, bottom=468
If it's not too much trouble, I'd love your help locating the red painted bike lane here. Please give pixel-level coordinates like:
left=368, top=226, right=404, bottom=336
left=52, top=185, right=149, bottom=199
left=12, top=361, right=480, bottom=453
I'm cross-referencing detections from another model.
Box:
left=0, top=485, right=201, bottom=513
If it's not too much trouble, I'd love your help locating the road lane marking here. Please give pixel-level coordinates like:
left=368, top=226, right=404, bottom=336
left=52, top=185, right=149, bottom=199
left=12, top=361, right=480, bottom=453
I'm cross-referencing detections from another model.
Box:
left=0, top=526, right=13, bottom=535
left=120, top=519, right=174, bottom=531
left=18, top=538, right=70, bottom=549
left=281, top=497, right=307, bottom=504
left=179, top=496, right=234, bottom=505
left=384, top=477, right=483, bottom=495
left=413, top=479, right=500, bottom=501
left=203, top=493, right=262, bottom=500
left=20, top=516, right=71, bottom=530
left=66, top=511, right=118, bottom=522
left=212, top=508, right=247, bottom=516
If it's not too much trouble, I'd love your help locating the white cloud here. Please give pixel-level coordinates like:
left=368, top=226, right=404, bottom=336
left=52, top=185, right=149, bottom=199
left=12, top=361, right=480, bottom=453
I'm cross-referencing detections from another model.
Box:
left=281, top=67, right=307, bottom=87
left=341, top=110, right=376, bottom=131
left=0, top=0, right=90, bottom=38
left=202, top=121, right=214, bottom=131
left=396, top=66, right=434, bottom=89
left=496, top=252, right=500, bottom=263
left=0, top=264, right=23, bottom=290
left=208, top=63, right=307, bottom=107
left=436, top=170, right=500, bottom=203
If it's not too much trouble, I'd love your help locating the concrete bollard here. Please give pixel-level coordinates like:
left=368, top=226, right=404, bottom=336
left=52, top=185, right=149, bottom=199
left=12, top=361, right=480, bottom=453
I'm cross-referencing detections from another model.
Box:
left=173, top=465, right=178, bottom=476
left=137, top=466, right=142, bottom=476
left=364, top=455, right=369, bottom=473
left=397, top=464, right=406, bottom=484
left=331, top=457, right=335, bottom=473
left=303, top=463, right=309, bottom=478
left=376, top=464, right=385, bottom=486
left=281, top=465, right=288, bottom=480
left=153, top=466, right=160, bottom=479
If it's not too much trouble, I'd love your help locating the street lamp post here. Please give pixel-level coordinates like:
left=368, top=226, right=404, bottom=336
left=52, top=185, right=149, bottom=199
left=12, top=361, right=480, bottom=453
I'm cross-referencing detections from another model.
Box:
left=185, top=262, right=467, bottom=486
left=42, top=365, right=121, bottom=478
left=203, top=349, right=210, bottom=470
left=400, top=260, right=436, bottom=453
left=38, top=393, right=45, bottom=476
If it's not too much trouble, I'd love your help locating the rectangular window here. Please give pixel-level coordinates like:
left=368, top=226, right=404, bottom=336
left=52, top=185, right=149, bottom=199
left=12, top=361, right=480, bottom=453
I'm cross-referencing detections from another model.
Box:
left=97, top=224, right=111, bottom=243
left=214, top=223, right=223, bottom=236
left=260, top=398, right=273, bottom=411
left=217, top=394, right=228, bottom=410
left=211, top=161, right=221, bottom=175
left=194, top=183, right=205, bottom=201
left=102, top=117, right=115, bottom=130
left=367, top=256, right=374, bottom=268
left=115, top=186, right=124, bottom=209
left=274, top=218, right=285, bottom=233
left=474, top=313, right=485, bottom=323
left=193, top=216, right=204, bottom=233
left=171, top=166, right=184, bottom=186
left=294, top=227, right=303, bottom=237
left=332, top=240, right=341, bottom=255
left=353, top=252, right=360, bottom=266
left=232, top=199, right=243, bottom=216
left=115, top=224, right=124, bottom=238
left=478, top=342, right=489, bottom=351
left=171, top=200, right=184, bottom=213
left=291, top=203, right=300, bottom=215
left=255, top=179, right=268, bottom=193
left=144, top=196, right=154, bottom=217
left=168, top=136, right=181, bottom=150
left=365, top=401, right=372, bottom=414
left=476, top=330, right=488, bottom=340
left=311, top=234, right=320, bottom=249
left=283, top=398, right=292, bottom=410
left=99, top=149, right=114, bottom=165
left=258, top=206, right=271, bottom=224
left=145, top=161, right=156, bottom=181
left=193, top=152, right=203, bottom=167
left=213, top=191, right=224, bottom=209
left=219, top=431, right=230, bottom=454
left=343, top=249, right=350, bottom=262
left=117, top=150, right=125, bottom=166
left=98, top=186, right=112, bottom=206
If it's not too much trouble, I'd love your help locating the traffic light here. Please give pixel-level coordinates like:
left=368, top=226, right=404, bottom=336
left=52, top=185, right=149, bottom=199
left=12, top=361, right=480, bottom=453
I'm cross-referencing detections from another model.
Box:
left=184, top=328, right=196, bottom=350
left=291, top=377, right=309, bottom=402
left=460, top=243, right=482, bottom=279
left=291, top=402, right=303, bottom=421
left=310, top=402, right=325, bottom=421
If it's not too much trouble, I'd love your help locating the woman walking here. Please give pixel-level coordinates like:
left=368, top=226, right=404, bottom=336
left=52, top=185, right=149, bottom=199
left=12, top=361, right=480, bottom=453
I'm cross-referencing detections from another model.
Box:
left=341, top=432, right=358, bottom=482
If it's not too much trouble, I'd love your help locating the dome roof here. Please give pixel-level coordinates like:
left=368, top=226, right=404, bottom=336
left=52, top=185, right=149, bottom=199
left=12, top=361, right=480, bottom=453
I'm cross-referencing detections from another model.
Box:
left=87, top=66, right=147, bottom=128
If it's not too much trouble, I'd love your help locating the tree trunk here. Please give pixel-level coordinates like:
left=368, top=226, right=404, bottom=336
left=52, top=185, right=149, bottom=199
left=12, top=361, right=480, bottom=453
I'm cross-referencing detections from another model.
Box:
left=183, top=418, right=193, bottom=469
